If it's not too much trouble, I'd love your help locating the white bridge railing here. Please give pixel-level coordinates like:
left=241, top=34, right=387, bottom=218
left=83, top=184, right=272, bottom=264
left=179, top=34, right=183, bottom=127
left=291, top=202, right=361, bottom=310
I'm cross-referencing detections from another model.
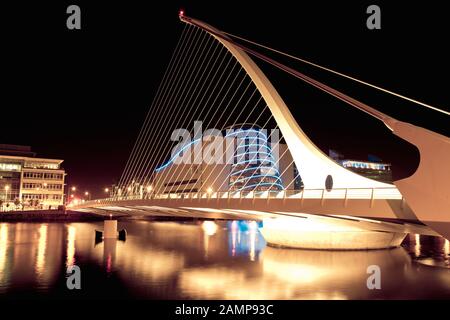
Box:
left=70, top=187, right=403, bottom=208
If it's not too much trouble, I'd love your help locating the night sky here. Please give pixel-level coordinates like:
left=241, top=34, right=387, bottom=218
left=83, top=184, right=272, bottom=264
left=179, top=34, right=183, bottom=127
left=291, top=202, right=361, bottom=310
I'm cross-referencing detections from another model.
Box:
left=2, top=1, right=448, bottom=198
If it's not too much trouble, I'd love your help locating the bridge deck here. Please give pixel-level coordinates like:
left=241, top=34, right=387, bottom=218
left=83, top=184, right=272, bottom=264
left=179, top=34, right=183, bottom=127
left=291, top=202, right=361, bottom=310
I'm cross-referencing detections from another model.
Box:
left=71, top=187, right=442, bottom=237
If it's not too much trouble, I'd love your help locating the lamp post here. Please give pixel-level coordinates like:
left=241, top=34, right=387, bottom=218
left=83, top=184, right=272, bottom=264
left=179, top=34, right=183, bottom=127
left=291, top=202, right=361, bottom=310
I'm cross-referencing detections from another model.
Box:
left=4, top=185, right=10, bottom=208
left=66, top=186, right=76, bottom=205
left=146, top=185, right=153, bottom=199
left=84, top=191, right=91, bottom=201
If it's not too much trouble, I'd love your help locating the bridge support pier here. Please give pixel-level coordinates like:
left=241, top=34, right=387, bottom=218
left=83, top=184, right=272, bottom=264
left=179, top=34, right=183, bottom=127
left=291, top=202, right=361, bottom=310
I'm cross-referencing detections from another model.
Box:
left=259, top=217, right=407, bottom=250
left=104, top=220, right=118, bottom=239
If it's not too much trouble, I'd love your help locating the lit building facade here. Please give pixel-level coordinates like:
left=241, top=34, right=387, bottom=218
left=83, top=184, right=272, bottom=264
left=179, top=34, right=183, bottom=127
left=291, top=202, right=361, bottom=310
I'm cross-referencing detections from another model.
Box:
left=228, top=129, right=283, bottom=193
left=151, top=128, right=302, bottom=195
left=328, top=149, right=392, bottom=183
left=339, top=160, right=392, bottom=183
left=0, top=145, right=65, bottom=210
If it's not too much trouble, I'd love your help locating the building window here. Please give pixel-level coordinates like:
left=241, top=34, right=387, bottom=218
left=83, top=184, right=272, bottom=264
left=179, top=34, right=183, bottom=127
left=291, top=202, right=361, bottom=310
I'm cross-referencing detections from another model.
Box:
left=22, top=194, right=62, bottom=201
left=43, top=173, right=63, bottom=180
left=24, top=162, right=59, bottom=169
left=0, top=163, right=22, bottom=171
left=22, top=183, right=63, bottom=190
left=23, top=172, right=43, bottom=179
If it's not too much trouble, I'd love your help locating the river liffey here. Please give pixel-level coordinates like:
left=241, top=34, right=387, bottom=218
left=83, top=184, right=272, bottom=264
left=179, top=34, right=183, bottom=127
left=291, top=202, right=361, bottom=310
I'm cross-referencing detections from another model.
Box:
left=0, top=219, right=449, bottom=299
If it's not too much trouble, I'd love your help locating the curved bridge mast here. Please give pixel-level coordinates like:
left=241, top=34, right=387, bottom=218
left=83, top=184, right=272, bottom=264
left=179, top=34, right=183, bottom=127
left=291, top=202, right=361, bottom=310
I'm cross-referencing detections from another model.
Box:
left=179, top=14, right=450, bottom=239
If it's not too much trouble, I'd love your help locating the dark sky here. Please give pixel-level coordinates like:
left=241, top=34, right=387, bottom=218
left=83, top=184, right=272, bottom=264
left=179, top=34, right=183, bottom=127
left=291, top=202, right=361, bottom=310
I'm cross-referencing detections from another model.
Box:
left=1, top=1, right=448, bottom=198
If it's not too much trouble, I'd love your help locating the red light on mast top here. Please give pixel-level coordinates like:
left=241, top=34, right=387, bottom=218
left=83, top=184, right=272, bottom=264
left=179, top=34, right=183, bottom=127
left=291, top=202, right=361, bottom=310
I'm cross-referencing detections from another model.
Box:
left=179, top=10, right=184, bottom=17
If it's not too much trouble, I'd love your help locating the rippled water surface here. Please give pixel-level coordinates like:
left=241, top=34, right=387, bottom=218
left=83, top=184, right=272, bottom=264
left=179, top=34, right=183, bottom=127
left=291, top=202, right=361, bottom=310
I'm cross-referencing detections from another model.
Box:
left=0, top=220, right=449, bottom=299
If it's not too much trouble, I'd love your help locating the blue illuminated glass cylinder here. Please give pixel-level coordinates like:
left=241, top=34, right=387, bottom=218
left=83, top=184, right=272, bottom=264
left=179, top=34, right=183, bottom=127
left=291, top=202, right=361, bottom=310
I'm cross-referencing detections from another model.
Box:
left=227, top=128, right=283, bottom=193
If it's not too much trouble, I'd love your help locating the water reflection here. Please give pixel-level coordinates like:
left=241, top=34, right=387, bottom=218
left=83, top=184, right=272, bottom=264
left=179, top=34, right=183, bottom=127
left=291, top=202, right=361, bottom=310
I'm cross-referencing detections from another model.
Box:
left=415, top=234, right=421, bottom=257
left=0, top=223, right=66, bottom=293
left=202, top=221, right=218, bottom=236
left=0, top=224, right=8, bottom=286
left=66, top=225, right=76, bottom=267
left=403, top=234, right=450, bottom=268
left=202, top=221, right=218, bottom=258
left=261, top=246, right=411, bottom=299
left=35, top=225, right=47, bottom=275
left=179, top=238, right=412, bottom=299
left=227, top=220, right=265, bottom=260
left=0, top=220, right=449, bottom=299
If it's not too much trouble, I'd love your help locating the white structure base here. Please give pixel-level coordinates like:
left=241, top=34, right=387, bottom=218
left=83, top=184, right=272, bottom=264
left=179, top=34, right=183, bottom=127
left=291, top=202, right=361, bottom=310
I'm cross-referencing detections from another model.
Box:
left=259, top=217, right=407, bottom=250
left=104, top=220, right=118, bottom=239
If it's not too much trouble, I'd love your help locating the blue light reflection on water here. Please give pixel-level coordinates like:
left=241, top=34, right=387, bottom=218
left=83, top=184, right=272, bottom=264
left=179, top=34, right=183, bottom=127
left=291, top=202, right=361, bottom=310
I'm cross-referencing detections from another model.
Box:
left=227, top=221, right=265, bottom=259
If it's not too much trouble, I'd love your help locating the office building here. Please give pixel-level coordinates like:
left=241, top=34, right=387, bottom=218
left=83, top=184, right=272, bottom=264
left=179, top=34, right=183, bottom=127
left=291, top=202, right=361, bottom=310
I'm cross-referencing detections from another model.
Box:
left=0, top=144, right=66, bottom=210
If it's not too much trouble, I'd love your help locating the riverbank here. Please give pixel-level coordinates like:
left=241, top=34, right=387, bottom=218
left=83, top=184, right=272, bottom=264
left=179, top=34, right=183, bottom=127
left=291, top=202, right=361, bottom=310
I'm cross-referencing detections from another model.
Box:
left=0, top=210, right=104, bottom=222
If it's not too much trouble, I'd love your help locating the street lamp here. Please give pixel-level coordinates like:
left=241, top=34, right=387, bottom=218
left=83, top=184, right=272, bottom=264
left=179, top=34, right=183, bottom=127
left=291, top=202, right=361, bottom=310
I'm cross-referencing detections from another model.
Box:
left=67, top=186, right=77, bottom=206
left=84, top=191, right=90, bottom=201
left=144, top=185, right=153, bottom=199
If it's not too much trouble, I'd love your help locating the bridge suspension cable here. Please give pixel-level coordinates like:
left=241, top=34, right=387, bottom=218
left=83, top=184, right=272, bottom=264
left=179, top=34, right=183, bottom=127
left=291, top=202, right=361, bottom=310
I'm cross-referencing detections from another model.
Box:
left=115, top=20, right=277, bottom=197
left=117, top=24, right=190, bottom=193
left=143, top=30, right=225, bottom=194
left=139, top=26, right=215, bottom=195
left=118, top=24, right=205, bottom=195
left=181, top=16, right=394, bottom=125
left=223, top=31, right=449, bottom=116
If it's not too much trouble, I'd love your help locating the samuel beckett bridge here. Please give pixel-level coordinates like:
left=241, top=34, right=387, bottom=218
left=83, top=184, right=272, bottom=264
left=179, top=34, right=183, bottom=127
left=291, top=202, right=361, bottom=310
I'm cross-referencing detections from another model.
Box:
left=71, top=12, right=450, bottom=250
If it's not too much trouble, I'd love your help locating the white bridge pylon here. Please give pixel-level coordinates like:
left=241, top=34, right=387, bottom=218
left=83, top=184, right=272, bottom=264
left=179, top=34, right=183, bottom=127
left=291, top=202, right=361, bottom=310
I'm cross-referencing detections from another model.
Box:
left=179, top=15, right=450, bottom=241
left=179, top=16, right=392, bottom=191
